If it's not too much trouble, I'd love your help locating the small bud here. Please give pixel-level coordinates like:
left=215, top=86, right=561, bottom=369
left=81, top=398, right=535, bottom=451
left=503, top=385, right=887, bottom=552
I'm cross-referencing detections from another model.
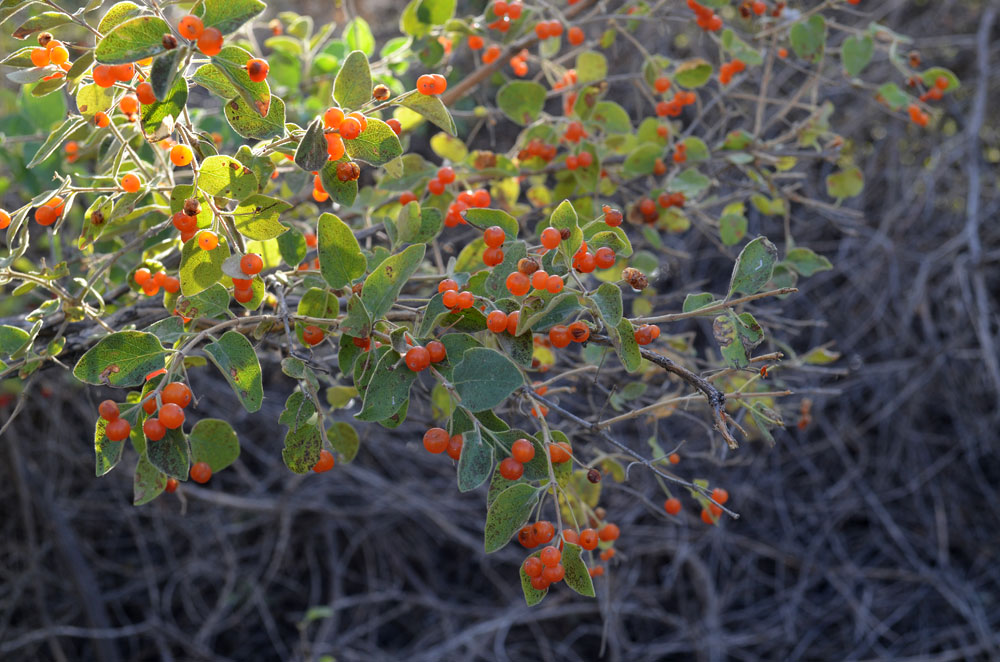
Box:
left=372, top=84, right=390, bottom=101
left=37, top=32, right=52, bottom=47
left=183, top=197, right=201, bottom=216
left=587, top=468, right=601, bottom=484
left=162, top=33, right=178, bottom=50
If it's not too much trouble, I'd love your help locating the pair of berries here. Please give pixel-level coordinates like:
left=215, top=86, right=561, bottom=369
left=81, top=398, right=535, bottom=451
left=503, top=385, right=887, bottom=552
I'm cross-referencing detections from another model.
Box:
left=491, top=1, right=523, bottom=18
left=534, top=20, right=564, bottom=40
left=140, top=381, right=193, bottom=441
left=416, top=73, right=447, bottom=95
left=509, top=49, right=529, bottom=77
left=565, top=151, right=593, bottom=170
left=335, top=161, right=361, bottom=182
left=602, top=205, right=624, bottom=227
left=422, top=427, right=464, bottom=460
left=498, top=438, right=536, bottom=480
left=701, top=488, right=730, bottom=524
left=98, top=399, right=131, bottom=441
left=92, top=62, right=134, bottom=88
left=33, top=196, right=65, bottom=226
left=134, top=268, right=180, bottom=296
left=563, top=120, right=586, bottom=143
left=739, top=1, right=768, bottom=17
left=523, top=545, right=565, bottom=590
left=178, top=15, right=224, bottom=56
left=658, top=191, right=686, bottom=209
left=426, top=164, right=457, bottom=197
left=482, top=44, right=502, bottom=64
left=656, top=91, right=697, bottom=117
left=518, top=520, right=556, bottom=548
left=438, top=279, right=477, bottom=310
left=508, top=269, right=564, bottom=297
left=518, top=138, right=558, bottom=162
left=687, top=0, right=723, bottom=30
left=231, top=269, right=260, bottom=305
left=548, top=321, right=590, bottom=348
left=574, top=245, right=616, bottom=272
left=907, top=103, right=930, bottom=127
left=719, top=59, right=746, bottom=85
left=634, top=323, right=661, bottom=345
left=405, top=341, right=446, bottom=371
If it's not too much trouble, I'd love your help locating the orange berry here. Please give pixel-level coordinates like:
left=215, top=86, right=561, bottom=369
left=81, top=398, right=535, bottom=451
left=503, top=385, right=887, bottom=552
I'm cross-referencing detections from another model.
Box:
left=446, top=433, right=463, bottom=460
left=197, top=230, right=218, bottom=251
left=599, top=548, right=615, bottom=561
left=170, top=144, right=193, bottom=167
left=701, top=508, right=716, bottom=525
left=523, top=556, right=543, bottom=578
left=111, top=63, right=134, bottom=81
left=135, top=81, right=156, bottom=105
left=133, top=268, right=152, bottom=286
left=92, top=64, right=115, bottom=87
left=190, top=461, right=212, bottom=484
left=483, top=45, right=501, bottom=64
left=664, top=498, right=682, bottom=515
left=339, top=117, right=362, bottom=140
left=506, top=310, right=520, bottom=335
left=105, top=418, right=131, bottom=442
left=313, top=449, right=335, bottom=473
left=506, top=271, right=530, bottom=296
left=668, top=452, right=680, bottom=464
left=165, top=478, right=179, bottom=493
left=540, top=226, right=561, bottom=249
left=120, top=173, right=141, bottom=192
left=427, top=340, right=447, bottom=363
left=0, top=210, right=10, bottom=230
left=711, top=487, right=729, bottom=504
left=405, top=346, right=430, bottom=371
left=143, top=417, right=166, bottom=441
left=568, top=320, right=590, bottom=343
left=568, top=26, right=584, bottom=46
left=545, top=275, right=563, bottom=294
left=487, top=310, right=508, bottom=333
left=483, top=225, right=505, bottom=248
left=158, top=402, right=184, bottom=429
left=598, top=523, right=620, bottom=542
left=539, top=545, right=562, bottom=567
left=178, top=15, right=204, bottom=40
left=499, top=457, right=524, bottom=480
left=240, top=253, right=263, bottom=276
left=530, top=576, right=550, bottom=591
left=323, top=106, right=345, bottom=128
left=302, top=325, right=324, bottom=346
left=549, top=441, right=572, bottom=463
left=579, top=528, right=598, bottom=550
left=512, top=438, right=535, bottom=463
left=549, top=325, right=571, bottom=349
left=162, top=382, right=192, bottom=408
left=531, top=270, right=549, bottom=290
left=30, top=48, right=50, bottom=67
left=518, top=525, right=537, bottom=548
left=34, top=205, right=57, bottom=226
left=98, top=399, right=120, bottom=421
left=423, top=427, right=449, bottom=454
left=50, top=45, right=69, bottom=65
left=246, top=58, right=269, bottom=82
left=197, top=27, right=223, bottom=56
left=533, top=520, right=555, bottom=544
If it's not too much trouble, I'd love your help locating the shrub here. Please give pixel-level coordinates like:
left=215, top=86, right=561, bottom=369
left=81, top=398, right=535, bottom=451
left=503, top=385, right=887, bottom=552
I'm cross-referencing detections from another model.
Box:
left=0, top=0, right=954, bottom=605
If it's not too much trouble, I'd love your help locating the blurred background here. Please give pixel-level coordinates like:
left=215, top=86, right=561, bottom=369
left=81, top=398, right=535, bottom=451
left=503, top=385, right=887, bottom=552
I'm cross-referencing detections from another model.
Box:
left=1, top=1, right=999, bottom=661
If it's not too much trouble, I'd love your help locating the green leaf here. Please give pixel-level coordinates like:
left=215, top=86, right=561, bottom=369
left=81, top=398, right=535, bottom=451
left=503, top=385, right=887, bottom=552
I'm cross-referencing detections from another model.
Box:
left=149, top=48, right=181, bottom=102
left=457, top=425, right=493, bottom=492
left=549, top=199, right=583, bottom=262
left=355, top=350, right=417, bottom=422
left=94, top=417, right=125, bottom=476
left=212, top=46, right=272, bottom=117
left=728, top=236, right=778, bottom=297
left=496, top=81, right=547, bottom=125
left=74, top=331, right=168, bottom=387
left=562, top=542, right=596, bottom=597
left=675, top=58, right=713, bottom=88
left=361, top=243, right=425, bottom=320
left=623, top=143, right=663, bottom=178
left=607, top=318, right=642, bottom=373
left=394, top=90, right=457, bottom=136
left=0, top=325, right=30, bottom=356
left=179, top=234, right=230, bottom=296
left=876, top=82, right=910, bottom=111
left=97, top=1, right=145, bottom=34
left=197, top=155, right=258, bottom=201
left=339, top=294, right=372, bottom=338
left=295, top=288, right=339, bottom=343
left=95, top=15, right=170, bottom=64
left=825, top=166, right=864, bottom=199
left=12, top=11, right=70, bottom=40
left=515, top=292, right=581, bottom=335
left=334, top=50, right=372, bottom=110
left=592, top=282, right=623, bottom=327
left=225, top=93, right=285, bottom=140
left=133, top=455, right=166, bottom=505
left=319, top=155, right=359, bottom=206
left=294, top=118, right=328, bottom=171
left=199, top=0, right=266, bottom=35
left=192, top=62, right=238, bottom=98
left=175, top=283, right=232, bottom=320
left=147, top=428, right=189, bottom=479
left=344, top=117, right=403, bottom=166
left=790, top=14, right=826, bottom=64
left=484, top=483, right=540, bottom=553
left=282, top=424, right=321, bottom=473
left=842, top=35, right=873, bottom=77
left=783, top=247, right=832, bottom=277
left=75, top=82, right=115, bottom=120
left=188, top=418, right=240, bottom=471
left=344, top=17, right=375, bottom=55
left=586, top=229, right=633, bottom=258
left=484, top=241, right=527, bottom=299
left=233, top=195, right=291, bottom=240
left=592, top=101, right=632, bottom=134
left=394, top=203, right=443, bottom=245
left=453, top=347, right=523, bottom=412
left=576, top=51, right=608, bottom=84
left=279, top=391, right=316, bottom=430
left=720, top=213, right=747, bottom=246
left=139, top=69, right=187, bottom=142
left=28, top=116, right=86, bottom=168
left=328, top=421, right=360, bottom=462
left=671, top=168, right=711, bottom=197
left=318, top=212, right=367, bottom=288
left=920, top=66, right=959, bottom=92
left=204, top=331, right=264, bottom=412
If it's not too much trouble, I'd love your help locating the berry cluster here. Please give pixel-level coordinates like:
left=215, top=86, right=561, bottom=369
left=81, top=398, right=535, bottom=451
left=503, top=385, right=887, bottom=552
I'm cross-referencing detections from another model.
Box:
left=405, top=340, right=447, bottom=372
left=423, top=427, right=465, bottom=460
left=133, top=268, right=180, bottom=296
left=140, top=381, right=192, bottom=441
left=634, top=323, right=661, bottom=345
left=416, top=73, right=448, bottom=96
left=438, top=279, right=477, bottom=311
left=656, top=91, right=697, bottom=118
left=719, top=59, right=747, bottom=85
left=178, top=15, right=224, bottom=56
left=33, top=196, right=65, bottom=226
left=687, top=0, right=723, bottom=31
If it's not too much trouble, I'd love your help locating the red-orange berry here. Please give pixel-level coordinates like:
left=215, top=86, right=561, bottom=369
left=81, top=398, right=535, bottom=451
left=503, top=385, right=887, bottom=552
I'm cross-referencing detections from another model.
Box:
left=664, top=498, right=682, bottom=515
left=487, top=310, right=508, bottom=333
left=136, top=81, right=156, bottom=105
left=405, top=346, right=431, bottom=371
left=523, top=556, right=543, bottom=578
left=120, top=173, right=141, bottom=193
left=549, top=442, right=572, bottom=463
left=98, top=399, right=120, bottom=421
left=143, top=417, right=166, bottom=441
left=499, top=457, right=524, bottom=480
left=423, top=427, right=449, bottom=454
left=533, top=521, right=555, bottom=544
left=540, top=545, right=562, bottom=567
left=506, top=271, right=530, bottom=296
left=711, top=487, right=729, bottom=504
left=456, top=291, right=474, bottom=309
left=598, top=523, right=620, bottom=542
left=546, top=275, right=564, bottom=294
left=568, top=320, right=590, bottom=343
left=541, top=563, right=565, bottom=583
left=240, top=253, right=263, bottom=276
left=540, top=227, right=561, bottom=249
left=511, top=438, right=535, bottom=463
left=518, top=525, right=537, bottom=548
left=446, top=434, right=463, bottom=460
left=197, top=27, right=223, bottom=56
left=530, top=270, right=549, bottom=290
left=313, top=449, right=335, bottom=473
left=105, top=418, right=131, bottom=442
left=599, top=548, right=616, bottom=561
left=165, top=477, right=179, bottom=493
left=197, top=230, right=218, bottom=251
left=158, top=403, right=184, bottom=429
left=483, top=225, right=505, bottom=248
left=579, top=528, right=598, bottom=550
left=302, top=325, right=324, bottom=346
left=506, top=311, right=520, bottom=335
left=427, top=340, right=447, bottom=363
left=119, top=94, right=139, bottom=115
left=178, top=15, right=204, bottom=40
left=162, top=382, right=192, bottom=408
left=246, top=58, right=269, bottom=82
left=190, top=461, right=212, bottom=483
left=549, top=325, right=571, bottom=349
left=530, top=576, right=550, bottom=591
left=170, top=144, right=193, bottom=167
left=669, top=452, right=681, bottom=464
left=701, top=508, right=716, bottom=525
left=483, top=246, right=504, bottom=267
